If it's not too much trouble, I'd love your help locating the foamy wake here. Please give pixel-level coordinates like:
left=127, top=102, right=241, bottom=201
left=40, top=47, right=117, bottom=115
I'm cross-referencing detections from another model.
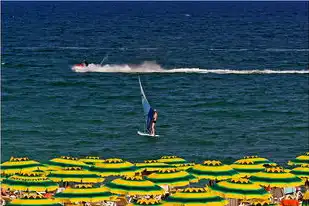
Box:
left=72, top=61, right=309, bottom=74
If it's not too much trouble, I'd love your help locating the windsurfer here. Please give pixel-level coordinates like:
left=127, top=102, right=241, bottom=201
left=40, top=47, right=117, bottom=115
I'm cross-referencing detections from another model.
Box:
left=150, top=110, right=158, bottom=136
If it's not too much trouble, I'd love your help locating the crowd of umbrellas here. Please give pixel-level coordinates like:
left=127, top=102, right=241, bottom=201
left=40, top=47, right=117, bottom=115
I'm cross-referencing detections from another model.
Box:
left=1, top=152, right=309, bottom=206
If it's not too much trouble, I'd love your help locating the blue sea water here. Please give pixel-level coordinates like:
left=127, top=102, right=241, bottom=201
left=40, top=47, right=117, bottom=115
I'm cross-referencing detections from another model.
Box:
left=1, top=1, right=308, bottom=165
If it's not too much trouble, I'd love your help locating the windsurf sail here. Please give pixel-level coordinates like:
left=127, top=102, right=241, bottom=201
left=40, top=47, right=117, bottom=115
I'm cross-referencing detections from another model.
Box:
left=138, top=76, right=154, bottom=134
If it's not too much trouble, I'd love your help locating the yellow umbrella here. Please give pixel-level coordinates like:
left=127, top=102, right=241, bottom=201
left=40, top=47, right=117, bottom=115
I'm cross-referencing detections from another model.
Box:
left=157, top=156, right=187, bottom=165
left=89, top=158, right=138, bottom=177
left=187, top=160, right=239, bottom=180
left=79, top=156, right=105, bottom=165
left=231, top=159, right=266, bottom=177
left=54, top=184, right=116, bottom=203
left=128, top=198, right=163, bottom=205
left=105, top=175, right=165, bottom=196
left=47, top=156, right=90, bottom=170
left=210, top=177, right=271, bottom=200
left=47, top=167, right=104, bottom=183
left=290, top=164, right=309, bottom=180
left=163, top=187, right=228, bottom=206
left=1, top=157, right=45, bottom=175
left=135, top=160, right=176, bottom=172
left=236, top=156, right=274, bottom=165
left=157, top=156, right=195, bottom=170
left=1, top=172, right=59, bottom=192
left=8, top=193, right=62, bottom=206
left=250, top=167, right=303, bottom=188
left=146, top=168, right=198, bottom=187
left=288, top=152, right=309, bottom=166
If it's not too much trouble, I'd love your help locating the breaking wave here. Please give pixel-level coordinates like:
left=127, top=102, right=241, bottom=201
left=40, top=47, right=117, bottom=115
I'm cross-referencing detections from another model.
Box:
left=71, top=61, right=309, bottom=74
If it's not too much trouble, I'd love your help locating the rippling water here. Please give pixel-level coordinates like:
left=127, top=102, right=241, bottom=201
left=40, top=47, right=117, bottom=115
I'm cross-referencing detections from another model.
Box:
left=1, top=1, right=308, bottom=165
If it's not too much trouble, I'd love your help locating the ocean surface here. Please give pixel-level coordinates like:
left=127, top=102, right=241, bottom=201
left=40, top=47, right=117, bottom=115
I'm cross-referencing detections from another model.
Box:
left=1, top=1, right=308, bottom=165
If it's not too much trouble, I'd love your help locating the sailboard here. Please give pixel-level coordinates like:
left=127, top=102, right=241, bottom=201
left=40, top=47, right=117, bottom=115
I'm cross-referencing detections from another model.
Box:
left=137, top=76, right=160, bottom=137
left=137, top=131, right=160, bottom=137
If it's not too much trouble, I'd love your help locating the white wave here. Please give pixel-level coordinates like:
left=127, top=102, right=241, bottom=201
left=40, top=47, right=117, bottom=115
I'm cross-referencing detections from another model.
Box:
left=72, top=61, right=164, bottom=73
left=71, top=61, right=308, bottom=74
left=11, top=47, right=309, bottom=52
left=265, top=48, right=309, bottom=52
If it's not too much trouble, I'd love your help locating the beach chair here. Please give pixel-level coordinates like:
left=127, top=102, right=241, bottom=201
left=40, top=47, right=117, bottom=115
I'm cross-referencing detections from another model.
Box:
left=0, top=199, right=5, bottom=206
left=103, top=202, right=116, bottom=206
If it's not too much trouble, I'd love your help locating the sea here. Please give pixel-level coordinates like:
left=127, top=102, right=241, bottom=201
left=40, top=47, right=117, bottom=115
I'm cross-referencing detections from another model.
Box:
left=1, top=1, right=308, bottom=165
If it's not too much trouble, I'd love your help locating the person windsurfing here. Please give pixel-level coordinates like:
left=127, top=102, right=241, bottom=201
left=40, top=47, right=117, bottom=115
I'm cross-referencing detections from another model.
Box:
left=150, top=109, right=158, bottom=136
left=138, top=76, right=160, bottom=137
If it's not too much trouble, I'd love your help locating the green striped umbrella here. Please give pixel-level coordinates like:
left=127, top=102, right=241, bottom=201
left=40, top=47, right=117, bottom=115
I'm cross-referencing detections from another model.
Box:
left=246, top=199, right=277, bottom=206
left=210, top=177, right=271, bottom=200
left=157, top=156, right=187, bottom=165
left=288, top=152, right=309, bottom=166
left=1, top=157, right=45, bottom=175
left=47, top=167, right=104, bottom=183
left=8, top=193, right=62, bottom=206
left=105, top=175, right=165, bottom=196
left=236, top=156, right=273, bottom=165
left=250, top=167, right=303, bottom=188
left=1, top=172, right=59, bottom=192
left=231, top=159, right=266, bottom=177
left=187, top=160, right=239, bottom=180
left=174, top=163, right=196, bottom=171
left=89, top=158, right=138, bottom=177
left=290, top=164, right=309, bottom=179
left=1, top=172, right=12, bottom=182
left=135, top=160, right=177, bottom=172
left=146, top=168, right=198, bottom=187
left=47, top=156, right=90, bottom=170
left=157, top=156, right=195, bottom=170
left=163, top=187, right=228, bottom=206
left=79, top=156, right=105, bottom=165
left=54, top=184, right=116, bottom=203
left=128, top=199, right=163, bottom=205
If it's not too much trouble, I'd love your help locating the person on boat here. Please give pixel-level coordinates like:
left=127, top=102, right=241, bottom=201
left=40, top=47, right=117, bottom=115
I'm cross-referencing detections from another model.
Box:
left=150, top=109, right=158, bottom=136
left=83, top=60, right=89, bottom=67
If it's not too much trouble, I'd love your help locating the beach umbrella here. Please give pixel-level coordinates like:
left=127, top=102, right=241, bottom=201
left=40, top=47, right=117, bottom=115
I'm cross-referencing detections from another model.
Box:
left=236, top=156, right=274, bottom=165
left=54, top=183, right=116, bottom=203
left=163, top=187, right=228, bottom=206
left=250, top=167, right=303, bottom=188
left=47, top=167, right=104, bottom=183
left=231, top=159, right=266, bottom=177
left=187, top=160, right=239, bottom=180
left=79, top=156, right=105, bottom=165
left=246, top=199, right=276, bottom=206
left=1, top=172, right=12, bottom=182
left=157, top=156, right=187, bottom=165
left=89, top=158, right=138, bottom=177
left=290, top=164, right=309, bottom=180
left=128, top=198, right=163, bottom=205
left=135, top=160, right=177, bottom=172
left=1, top=172, right=59, bottom=192
left=105, top=175, right=165, bottom=196
left=8, top=193, right=62, bottom=206
left=146, top=168, right=197, bottom=187
left=1, top=157, right=45, bottom=175
left=288, top=152, right=309, bottom=166
left=175, top=163, right=196, bottom=171
left=157, top=156, right=195, bottom=170
left=47, top=156, right=90, bottom=170
left=210, top=177, right=271, bottom=200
